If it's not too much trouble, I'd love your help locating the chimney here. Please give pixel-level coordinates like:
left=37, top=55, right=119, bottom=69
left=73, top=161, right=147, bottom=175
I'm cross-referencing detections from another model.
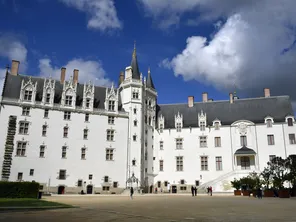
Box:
left=202, top=92, right=208, bottom=102
left=73, top=69, right=79, bottom=84
left=60, top=67, right=66, bottom=84
left=229, top=93, right=233, bottom=104
left=11, top=60, right=20, bottom=76
left=264, top=88, right=270, bottom=97
left=188, top=96, right=194, bottom=107
left=119, top=71, right=124, bottom=85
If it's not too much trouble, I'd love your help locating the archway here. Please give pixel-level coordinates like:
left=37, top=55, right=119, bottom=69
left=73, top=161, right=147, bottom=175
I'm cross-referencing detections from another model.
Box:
left=86, top=185, right=93, bottom=194
left=58, top=186, right=65, bottom=194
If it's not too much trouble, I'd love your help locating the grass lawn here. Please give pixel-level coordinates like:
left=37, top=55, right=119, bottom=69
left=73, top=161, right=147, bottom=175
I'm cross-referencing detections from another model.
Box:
left=0, top=198, right=73, bottom=208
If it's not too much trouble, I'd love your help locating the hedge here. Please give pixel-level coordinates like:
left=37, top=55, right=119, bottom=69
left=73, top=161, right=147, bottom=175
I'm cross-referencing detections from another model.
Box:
left=0, top=181, right=40, bottom=198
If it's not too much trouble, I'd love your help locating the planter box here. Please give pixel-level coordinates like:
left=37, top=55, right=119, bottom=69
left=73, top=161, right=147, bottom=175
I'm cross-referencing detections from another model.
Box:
left=264, top=190, right=274, bottom=197
left=234, top=190, right=241, bottom=196
left=279, top=189, right=290, bottom=198
left=242, top=190, right=250, bottom=196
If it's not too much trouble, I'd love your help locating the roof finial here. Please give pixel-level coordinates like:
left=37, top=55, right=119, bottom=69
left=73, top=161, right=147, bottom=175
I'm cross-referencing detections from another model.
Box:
left=148, top=67, right=150, bottom=73
left=133, top=40, right=137, bottom=58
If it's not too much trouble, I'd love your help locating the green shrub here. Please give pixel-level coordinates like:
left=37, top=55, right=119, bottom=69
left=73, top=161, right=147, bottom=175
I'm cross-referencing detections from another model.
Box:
left=0, top=181, right=40, bottom=198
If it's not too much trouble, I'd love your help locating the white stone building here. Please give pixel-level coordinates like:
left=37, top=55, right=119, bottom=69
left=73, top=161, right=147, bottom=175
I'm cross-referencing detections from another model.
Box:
left=0, top=47, right=296, bottom=194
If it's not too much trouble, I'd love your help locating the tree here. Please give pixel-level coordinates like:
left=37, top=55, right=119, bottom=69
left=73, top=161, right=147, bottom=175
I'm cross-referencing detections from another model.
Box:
left=260, top=167, right=272, bottom=189
left=268, top=156, right=288, bottom=189
left=286, top=155, right=296, bottom=189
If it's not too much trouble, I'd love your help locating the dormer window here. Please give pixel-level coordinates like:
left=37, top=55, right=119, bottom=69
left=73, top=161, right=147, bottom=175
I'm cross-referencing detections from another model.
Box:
left=85, top=98, right=91, bottom=108
left=108, top=100, right=115, bottom=111
left=200, top=121, right=206, bottom=131
left=288, top=118, right=294, bottom=126
left=176, top=122, right=182, bottom=132
left=65, top=95, right=73, bottom=106
left=266, top=119, right=272, bottom=127
left=133, top=91, right=139, bottom=99
left=45, top=92, right=51, bottom=104
left=160, top=123, right=164, bottom=133
left=24, top=90, right=32, bottom=101
left=214, top=122, right=220, bottom=130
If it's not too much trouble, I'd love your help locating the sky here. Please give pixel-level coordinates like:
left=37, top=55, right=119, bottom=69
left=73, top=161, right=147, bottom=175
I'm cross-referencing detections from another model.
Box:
left=0, top=0, right=296, bottom=111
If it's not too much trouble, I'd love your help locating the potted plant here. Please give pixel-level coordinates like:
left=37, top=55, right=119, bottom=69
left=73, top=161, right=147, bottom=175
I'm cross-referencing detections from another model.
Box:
left=268, top=157, right=290, bottom=198
left=231, top=179, right=241, bottom=196
left=260, top=167, right=274, bottom=197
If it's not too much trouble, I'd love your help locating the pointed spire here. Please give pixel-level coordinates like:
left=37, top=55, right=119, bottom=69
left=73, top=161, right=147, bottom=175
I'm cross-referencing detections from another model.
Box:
left=5, top=64, right=9, bottom=75
left=146, top=67, right=155, bottom=89
left=131, top=41, right=141, bottom=80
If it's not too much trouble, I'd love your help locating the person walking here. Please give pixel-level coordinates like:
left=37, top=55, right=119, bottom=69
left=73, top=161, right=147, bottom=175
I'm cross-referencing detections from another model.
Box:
left=130, top=187, right=134, bottom=199
left=194, top=187, right=197, bottom=196
left=191, top=186, right=194, bottom=196
left=209, top=186, right=213, bottom=196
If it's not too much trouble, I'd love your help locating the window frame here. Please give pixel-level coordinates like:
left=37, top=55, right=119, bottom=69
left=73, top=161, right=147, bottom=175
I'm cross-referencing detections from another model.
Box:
left=176, top=156, right=183, bottom=172
left=201, top=156, right=208, bottom=171
left=106, top=148, right=114, bottom=161
left=16, top=142, right=27, bottom=156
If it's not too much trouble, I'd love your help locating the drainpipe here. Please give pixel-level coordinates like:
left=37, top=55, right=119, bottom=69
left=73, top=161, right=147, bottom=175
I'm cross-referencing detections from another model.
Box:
left=254, top=125, right=260, bottom=170
left=126, top=110, right=130, bottom=189
left=282, top=124, right=287, bottom=158
left=230, top=126, right=234, bottom=171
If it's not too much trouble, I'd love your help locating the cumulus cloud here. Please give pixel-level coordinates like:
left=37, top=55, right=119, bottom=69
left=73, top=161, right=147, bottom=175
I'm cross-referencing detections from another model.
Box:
left=153, top=0, right=296, bottom=111
left=60, top=0, right=122, bottom=32
left=39, top=58, right=112, bottom=86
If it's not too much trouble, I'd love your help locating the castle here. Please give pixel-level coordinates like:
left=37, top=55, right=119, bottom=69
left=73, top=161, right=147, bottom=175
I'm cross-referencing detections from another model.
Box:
left=0, top=47, right=295, bottom=194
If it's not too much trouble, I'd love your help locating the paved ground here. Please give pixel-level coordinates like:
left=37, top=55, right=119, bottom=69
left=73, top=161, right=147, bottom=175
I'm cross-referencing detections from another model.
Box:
left=1, top=195, right=296, bottom=222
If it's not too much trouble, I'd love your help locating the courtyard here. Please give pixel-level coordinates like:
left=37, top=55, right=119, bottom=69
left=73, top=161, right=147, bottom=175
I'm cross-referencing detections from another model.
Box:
left=0, top=194, right=296, bottom=222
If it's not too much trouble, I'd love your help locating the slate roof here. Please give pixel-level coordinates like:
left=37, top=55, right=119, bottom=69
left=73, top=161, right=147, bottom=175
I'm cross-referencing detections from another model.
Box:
left=235, top=146, right=256, bottom=155
left=2, top=73, right=123, bottom=111
left=131, top=48, right=141, bottom=80
left=146, top=69, right=155, bottom=89
left=157, top=96, right=294, bottom=128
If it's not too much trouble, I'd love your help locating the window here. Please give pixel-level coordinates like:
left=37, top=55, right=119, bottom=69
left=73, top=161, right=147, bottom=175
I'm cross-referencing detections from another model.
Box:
left=159, top=124, right=164, bottom=133
left=45, top=93, right=50, bottom=103
left=22, top=107, right=30, bottom=116
left=24, top=90, right=32, bottom=101
left=214, top=122, right=220, bottom=130
left=164, top=181, right=168, bottom=187
left=85, top=113, right=89, bottom=122
left=288, top=118, right=294, bottom=126
left=176, top=156, right=183, bottom=171
left=267, top=135, right=275, bottom=145
left=64, top=111, right=71, bottom=120
left=133, top=108, right=137, bottom=114
left=16, top=142, right=27, bottom=156
left=157, top=181, right=161, bottom=188
left=200, top=136, right=207, bottom=148
left=145, top=168, right=147, bottom=173
left=104, top=176, right=109, bottom=183
left=59, top=170, right=66, bottom=180
left=108, top=116, right=115, bottom=124
left=44, top=109, right=49, bottom=118
left=160, top=141, right=164, bottom=150
left=83, top=129, right=88, bottom=139
left=269, top=155, right=276, bottom=161
left=63, top=127, right=68, bottom=138
left=85, top=98, right=91, bottom=108
left=132, top=159, right=136, bottom=166
left=159, top=160, right=164, bottom=171
left=195, top=180, right=200, bottom=186
left=19, top=121, right=29, bottom=134
left=289, top=134, right=296, bottom=144
left=81, top=148, right=86, bottom=159
left=78, top=180, right=83, bottom=187
left=29, top=169, right=34, bottom=176
left=180, top=186, right=187, bottom=191
left=103, top=186, right=110, bottom=191
left=134, top=120, right=137, bottom=126
left=107, top=130, right=114, bottom=141
left=241, top=156, right=250, bottom=170
left=216, top=156, right=222, bottom=171
left=240, top=136, right=247, bottom=146
left=176, top=122, right=182, bottom=132
left=145, top=115, right=147, bottom=124
left=62, top=146, right=67, bottom=158
left=65, top=95, right=72, bottom=106
left=180, top=179, right=185, bottom=185
left=113, top=182, right=118, bottom=188
left=42, top=125, right=47, bottom=136
left=89, top=174, right=93, bottom=180
left=132, top=92, right=139, bottom=99
left=145, top=152, right=147, bottom=160
left=108, top=100, right=115, bottom=111
left=133, top=135, right=137, bottom=141
left=106, top=149, right=114, bottom=161
left=266, top=119, right=272, bottom=127
left=201, top=156, right=208, bottom=171
left=200, top=121, right=206, bottom=131
left=17, top=172, right=23, bottom=181
left=39, top=145, right=45, bottom=158
left=176, top=138, right=183, bottom=149
left=214, top=137, right=221, bottom=147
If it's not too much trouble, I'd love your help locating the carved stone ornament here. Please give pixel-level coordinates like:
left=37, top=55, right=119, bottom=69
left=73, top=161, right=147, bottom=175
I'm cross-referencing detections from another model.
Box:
left=237, top=123, right=248, bottom=135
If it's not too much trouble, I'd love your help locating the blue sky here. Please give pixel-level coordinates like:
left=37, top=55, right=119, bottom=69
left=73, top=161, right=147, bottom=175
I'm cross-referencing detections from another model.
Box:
left=0, top=0, right=296, bottom=108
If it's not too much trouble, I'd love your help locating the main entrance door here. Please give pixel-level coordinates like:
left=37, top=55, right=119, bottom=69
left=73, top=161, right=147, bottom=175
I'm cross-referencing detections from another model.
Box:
left=241, top=156, right=250, bottom=170
left=58, top=186, right=65, bottom=194
left=172, top=186, right=177, bottom=193
left=86, top=185, right=93, bottom=194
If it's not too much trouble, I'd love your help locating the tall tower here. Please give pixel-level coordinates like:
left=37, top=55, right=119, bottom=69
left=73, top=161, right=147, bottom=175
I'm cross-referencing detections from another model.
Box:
left=119, top=43, right=157, bottom=191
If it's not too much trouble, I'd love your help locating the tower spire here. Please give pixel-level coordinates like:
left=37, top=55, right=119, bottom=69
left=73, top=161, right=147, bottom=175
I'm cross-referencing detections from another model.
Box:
left=146, top=67, right=155, bottom=89
left=131, top=41, right=140, bottom=80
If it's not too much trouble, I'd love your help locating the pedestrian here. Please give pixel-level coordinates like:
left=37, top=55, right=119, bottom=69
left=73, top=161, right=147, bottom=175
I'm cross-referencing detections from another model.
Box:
left=209, top=186, right=213, bottom=196
left=191, top=186, right=194, bottom=196
left=194, top=187, right=197, bottom=196
left=130, top=187, right=134, bottom=199
left=207, top=187, right=209, bottom=195
left=257, top=187, right=262, bottom=199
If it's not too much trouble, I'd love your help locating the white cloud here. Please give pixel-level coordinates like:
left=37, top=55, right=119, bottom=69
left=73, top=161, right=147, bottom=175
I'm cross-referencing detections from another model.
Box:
left=60, top=0, right=122, bottom=32
left=39, top=58, right=112, bottom=86
left=156, top=0, right=296, bottom=109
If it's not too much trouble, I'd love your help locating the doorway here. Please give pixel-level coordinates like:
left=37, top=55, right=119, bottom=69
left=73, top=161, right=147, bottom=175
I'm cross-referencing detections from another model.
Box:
left=241, top=156, right=250, bottom=170
left=149, top=185, right=153, bottom=193
left=172, top=185, right=177, bottom=193
left=58, top=186, right=65, bottom=194
left=86, top=185, right=93, bottom=194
